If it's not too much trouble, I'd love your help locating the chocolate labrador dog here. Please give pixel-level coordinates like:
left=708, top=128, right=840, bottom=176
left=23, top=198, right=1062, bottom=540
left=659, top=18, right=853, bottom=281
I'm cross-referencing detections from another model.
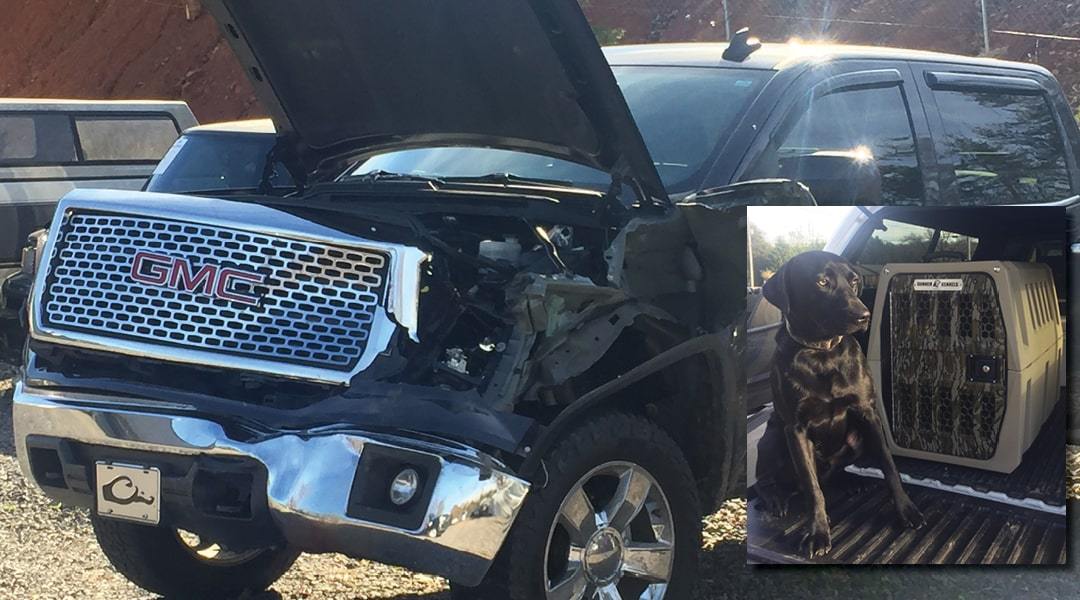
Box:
left=754, top=251, right=923, bottom=557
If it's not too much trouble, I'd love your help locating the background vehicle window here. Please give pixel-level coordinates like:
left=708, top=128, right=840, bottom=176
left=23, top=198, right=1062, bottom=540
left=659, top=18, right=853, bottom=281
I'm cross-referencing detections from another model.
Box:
left=934, top=89, right=1071, bottom=204
left=748, top=85, right=923, bottom=205
left=76, top=117, right=178, bottom=161
left=936, top=230, right=979, bottom=259
left=0, top=114, right=76, bottom=165
left=858, top=219, right=977, bottom=265
left=146, top=133, right=294, bottom=194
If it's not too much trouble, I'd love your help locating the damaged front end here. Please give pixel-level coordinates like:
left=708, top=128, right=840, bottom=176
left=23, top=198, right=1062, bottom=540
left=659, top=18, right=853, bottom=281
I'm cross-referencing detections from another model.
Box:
left=14, top=178, right=745, bottom=584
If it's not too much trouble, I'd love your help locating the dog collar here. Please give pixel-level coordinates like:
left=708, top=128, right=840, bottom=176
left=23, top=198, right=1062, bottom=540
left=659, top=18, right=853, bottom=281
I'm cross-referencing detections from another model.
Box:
left=785, top=320, right=841, bottom=352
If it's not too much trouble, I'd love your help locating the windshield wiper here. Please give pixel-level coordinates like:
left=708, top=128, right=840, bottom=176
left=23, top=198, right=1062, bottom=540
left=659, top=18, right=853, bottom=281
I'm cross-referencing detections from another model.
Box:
left=347, top=170, right=445, bottom=187
left=443, top=172, right=581, bottom=188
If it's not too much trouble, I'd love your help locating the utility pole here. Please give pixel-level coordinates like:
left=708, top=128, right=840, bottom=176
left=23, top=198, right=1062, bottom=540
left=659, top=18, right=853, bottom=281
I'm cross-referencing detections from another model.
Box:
left=979, top=0, right=991, bottom=54
left=723, top=0, right=731, bottom=41
left=747, top=221, right=755, bottom=288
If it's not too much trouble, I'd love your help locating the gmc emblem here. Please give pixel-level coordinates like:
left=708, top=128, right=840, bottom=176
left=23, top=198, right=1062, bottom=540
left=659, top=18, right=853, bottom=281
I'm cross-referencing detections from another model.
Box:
left=130, top=251, right=264, bottom=306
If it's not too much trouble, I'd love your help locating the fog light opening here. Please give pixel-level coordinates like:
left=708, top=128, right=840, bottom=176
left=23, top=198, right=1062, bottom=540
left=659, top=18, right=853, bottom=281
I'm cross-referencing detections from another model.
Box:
left=389, top=467, right=420, bottom=506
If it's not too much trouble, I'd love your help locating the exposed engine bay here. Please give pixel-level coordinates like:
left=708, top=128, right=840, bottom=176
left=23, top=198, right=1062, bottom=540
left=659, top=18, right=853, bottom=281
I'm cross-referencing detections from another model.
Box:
left=393, top=213, right=609, bottom=393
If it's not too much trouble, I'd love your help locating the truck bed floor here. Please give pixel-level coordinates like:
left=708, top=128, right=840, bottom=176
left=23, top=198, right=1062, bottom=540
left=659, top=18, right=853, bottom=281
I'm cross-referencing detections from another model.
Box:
left=748, top=398, right=1066, bottom=564
left=748, top=484, right=1066, bottom=565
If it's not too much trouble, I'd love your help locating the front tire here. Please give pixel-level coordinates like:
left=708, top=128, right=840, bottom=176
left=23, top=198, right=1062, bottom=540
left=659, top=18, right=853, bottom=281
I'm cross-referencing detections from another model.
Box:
left=460, top=411, right=701, bottom=599
left=91, top=516, right=299, bottom=598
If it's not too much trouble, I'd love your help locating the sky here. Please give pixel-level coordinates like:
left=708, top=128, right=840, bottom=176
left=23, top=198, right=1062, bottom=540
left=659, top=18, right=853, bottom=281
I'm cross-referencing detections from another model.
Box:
left=748, top=206, right=856, bottom=244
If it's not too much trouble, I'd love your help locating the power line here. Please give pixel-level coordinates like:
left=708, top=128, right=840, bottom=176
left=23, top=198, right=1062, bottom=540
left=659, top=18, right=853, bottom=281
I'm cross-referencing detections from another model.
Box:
left=754, top=12, right=1080, bottom=44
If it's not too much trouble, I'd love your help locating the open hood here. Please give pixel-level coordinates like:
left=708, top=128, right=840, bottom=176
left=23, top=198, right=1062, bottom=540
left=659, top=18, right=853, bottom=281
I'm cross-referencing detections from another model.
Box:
left=204, top=0, right=667, bottom=203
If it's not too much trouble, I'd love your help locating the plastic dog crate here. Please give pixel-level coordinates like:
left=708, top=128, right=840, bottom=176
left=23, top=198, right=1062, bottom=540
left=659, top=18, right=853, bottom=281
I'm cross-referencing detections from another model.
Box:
left=867, top=261, right=1062, bottom=473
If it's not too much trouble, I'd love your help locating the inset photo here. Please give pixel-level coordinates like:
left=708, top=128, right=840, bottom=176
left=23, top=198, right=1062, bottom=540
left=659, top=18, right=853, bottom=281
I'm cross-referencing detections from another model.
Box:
left=745, top=205, right=1067, bottom=565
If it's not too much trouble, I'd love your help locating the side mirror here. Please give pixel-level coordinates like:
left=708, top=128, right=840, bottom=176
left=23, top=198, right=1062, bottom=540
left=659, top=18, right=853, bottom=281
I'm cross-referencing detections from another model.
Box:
left=778, top=150, right=882, bottom=205
left=689, top=178, right=817, bottom=208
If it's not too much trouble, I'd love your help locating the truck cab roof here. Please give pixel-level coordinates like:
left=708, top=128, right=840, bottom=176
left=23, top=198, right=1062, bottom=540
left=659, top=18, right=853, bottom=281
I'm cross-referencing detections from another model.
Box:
left=604, top=41, right=1054, bottom=76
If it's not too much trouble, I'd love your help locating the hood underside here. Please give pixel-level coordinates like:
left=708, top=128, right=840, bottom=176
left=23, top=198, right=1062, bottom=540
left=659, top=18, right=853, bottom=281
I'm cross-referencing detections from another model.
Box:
left=204, top=0, right=667, bottom=201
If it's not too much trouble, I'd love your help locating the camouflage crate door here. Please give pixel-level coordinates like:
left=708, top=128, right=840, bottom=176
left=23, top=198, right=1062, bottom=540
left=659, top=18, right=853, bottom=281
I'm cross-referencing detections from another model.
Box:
left=885, top=272, right=1007, bottom=459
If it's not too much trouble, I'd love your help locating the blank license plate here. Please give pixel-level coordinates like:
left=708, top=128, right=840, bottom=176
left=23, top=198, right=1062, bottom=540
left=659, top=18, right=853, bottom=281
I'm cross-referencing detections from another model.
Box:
left=95, top=462, right=161, bottom=525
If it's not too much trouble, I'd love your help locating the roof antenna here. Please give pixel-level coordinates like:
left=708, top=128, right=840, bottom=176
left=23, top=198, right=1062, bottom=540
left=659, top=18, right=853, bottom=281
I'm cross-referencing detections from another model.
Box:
left=723, top=27, right=762, bottom=62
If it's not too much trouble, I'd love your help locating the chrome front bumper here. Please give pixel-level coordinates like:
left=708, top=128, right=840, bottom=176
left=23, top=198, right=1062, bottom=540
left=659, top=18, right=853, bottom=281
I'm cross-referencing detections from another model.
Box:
left=13, top=382, right=530, bottom=585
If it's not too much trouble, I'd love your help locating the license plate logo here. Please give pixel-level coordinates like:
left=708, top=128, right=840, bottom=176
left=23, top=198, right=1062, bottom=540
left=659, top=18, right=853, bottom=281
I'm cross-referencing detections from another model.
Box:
left=95, top=462, right=161, bottom=525
left=913, top=278, right=964, bottom=292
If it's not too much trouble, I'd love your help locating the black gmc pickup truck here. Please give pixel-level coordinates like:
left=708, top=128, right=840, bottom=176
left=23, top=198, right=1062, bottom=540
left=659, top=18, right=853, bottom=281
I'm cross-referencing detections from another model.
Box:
left=14, top=2, right=750, bottom=599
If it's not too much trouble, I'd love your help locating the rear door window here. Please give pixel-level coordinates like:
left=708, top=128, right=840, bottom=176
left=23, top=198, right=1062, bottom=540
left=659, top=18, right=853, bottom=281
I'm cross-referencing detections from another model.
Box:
left=932, top=87, right=1071, bottom=204
left=75, top=117, right=179, bottom=161
left=858, top=219, right=978, bottom=267
left=0, top=113, right=77, bottom=165
left=746, top=82, right=924, bottom=205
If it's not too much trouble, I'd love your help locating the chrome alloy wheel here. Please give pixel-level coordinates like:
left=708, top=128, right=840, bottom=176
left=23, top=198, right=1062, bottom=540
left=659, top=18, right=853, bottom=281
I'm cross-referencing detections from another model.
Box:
left=544, top=461, right=675, bottom=600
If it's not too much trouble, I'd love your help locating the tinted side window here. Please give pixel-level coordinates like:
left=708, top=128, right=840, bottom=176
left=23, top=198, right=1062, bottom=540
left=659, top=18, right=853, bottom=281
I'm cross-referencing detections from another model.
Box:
left=858, top=219, right=978, bottom=265
left=146, top=133, right=295, bottom=194
left=0, top=114, right=77, bottom=165
left=75, top=117, right=179, bottom=161
left=748, top=85, right=923, bottom=205
left=934, top=89, right=1070, bottom=204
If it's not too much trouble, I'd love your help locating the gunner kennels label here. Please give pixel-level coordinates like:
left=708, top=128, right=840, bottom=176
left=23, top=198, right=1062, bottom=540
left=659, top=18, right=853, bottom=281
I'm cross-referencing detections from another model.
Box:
left=913, top=278, right=964, bottom=292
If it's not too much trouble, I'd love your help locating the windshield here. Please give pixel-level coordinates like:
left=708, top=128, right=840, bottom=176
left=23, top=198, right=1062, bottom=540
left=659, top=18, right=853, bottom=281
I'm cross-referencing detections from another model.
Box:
left=345, top=66, right=770, bottom=194
left=146, top=132, right=294, bottom=194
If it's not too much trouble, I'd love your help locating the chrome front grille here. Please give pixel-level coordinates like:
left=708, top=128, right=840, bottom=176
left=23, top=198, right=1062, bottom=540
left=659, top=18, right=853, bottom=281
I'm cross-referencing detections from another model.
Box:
left=33, top=196, right=427, bottom=384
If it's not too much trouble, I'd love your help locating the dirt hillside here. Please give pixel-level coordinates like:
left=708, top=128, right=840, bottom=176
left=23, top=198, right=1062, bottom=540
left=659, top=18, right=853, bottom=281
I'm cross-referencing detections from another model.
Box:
left=0, top=0, right=260, bottom=122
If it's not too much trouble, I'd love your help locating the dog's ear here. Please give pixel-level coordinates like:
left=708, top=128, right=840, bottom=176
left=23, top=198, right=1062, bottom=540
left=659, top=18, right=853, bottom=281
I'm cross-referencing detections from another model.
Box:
left=762, top=263, right=790, bottom=313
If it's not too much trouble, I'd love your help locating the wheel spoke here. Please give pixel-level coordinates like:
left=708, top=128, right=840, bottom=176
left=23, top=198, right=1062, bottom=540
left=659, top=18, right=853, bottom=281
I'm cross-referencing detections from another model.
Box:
left=622, top=541, right=674, bottom=583
left=547, top=565, right=589, bottom=600
left=559, top=486, right=600, bottom=544
left=593, top=582, right=623, bottom=600
left=603, top=466, right=651, bottom=530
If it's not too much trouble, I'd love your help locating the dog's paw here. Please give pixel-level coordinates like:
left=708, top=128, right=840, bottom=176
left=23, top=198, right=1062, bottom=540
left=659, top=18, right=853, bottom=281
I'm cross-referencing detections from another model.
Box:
left=799, top=520, right=832, bottom=558
left=896, top=497, right=924, bottom=529
left=761, top=492, right=792, bottom=518
left=755, top=481, right=796, bottom=519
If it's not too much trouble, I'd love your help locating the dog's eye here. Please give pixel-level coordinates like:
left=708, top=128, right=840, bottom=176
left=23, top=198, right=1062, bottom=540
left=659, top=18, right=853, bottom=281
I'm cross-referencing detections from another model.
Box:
left=816, top=277, right=828, bottom=288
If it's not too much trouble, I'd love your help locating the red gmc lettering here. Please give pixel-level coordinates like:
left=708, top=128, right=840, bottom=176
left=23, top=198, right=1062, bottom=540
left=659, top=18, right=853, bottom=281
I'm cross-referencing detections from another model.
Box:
left=167, top=259, right=218, bottom=296
left=129, top=252, right=263, bottom=306
left=130, top=251, right=172, bottom=286
left=215, top=268, right=265, bottom=306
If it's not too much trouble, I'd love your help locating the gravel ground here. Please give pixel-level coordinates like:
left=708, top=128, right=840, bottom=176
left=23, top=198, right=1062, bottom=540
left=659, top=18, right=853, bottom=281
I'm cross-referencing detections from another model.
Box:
left=1, top=359, right=1076, bottom=599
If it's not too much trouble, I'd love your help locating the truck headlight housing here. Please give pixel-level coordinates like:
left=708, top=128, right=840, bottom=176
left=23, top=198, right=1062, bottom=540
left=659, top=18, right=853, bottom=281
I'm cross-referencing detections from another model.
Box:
left=21, top=229, right=48, bottom=276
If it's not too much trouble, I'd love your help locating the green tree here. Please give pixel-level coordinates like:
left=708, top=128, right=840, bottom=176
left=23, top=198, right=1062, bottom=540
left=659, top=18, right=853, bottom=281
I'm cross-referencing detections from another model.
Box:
left=749, top=224, right=824, bottom=287
left=748, top=223, right=773, bottom=287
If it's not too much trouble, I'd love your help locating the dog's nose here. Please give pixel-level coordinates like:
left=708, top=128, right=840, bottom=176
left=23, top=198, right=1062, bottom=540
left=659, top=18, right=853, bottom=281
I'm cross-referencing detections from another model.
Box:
left=855, top=310, right=870, bottom=324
